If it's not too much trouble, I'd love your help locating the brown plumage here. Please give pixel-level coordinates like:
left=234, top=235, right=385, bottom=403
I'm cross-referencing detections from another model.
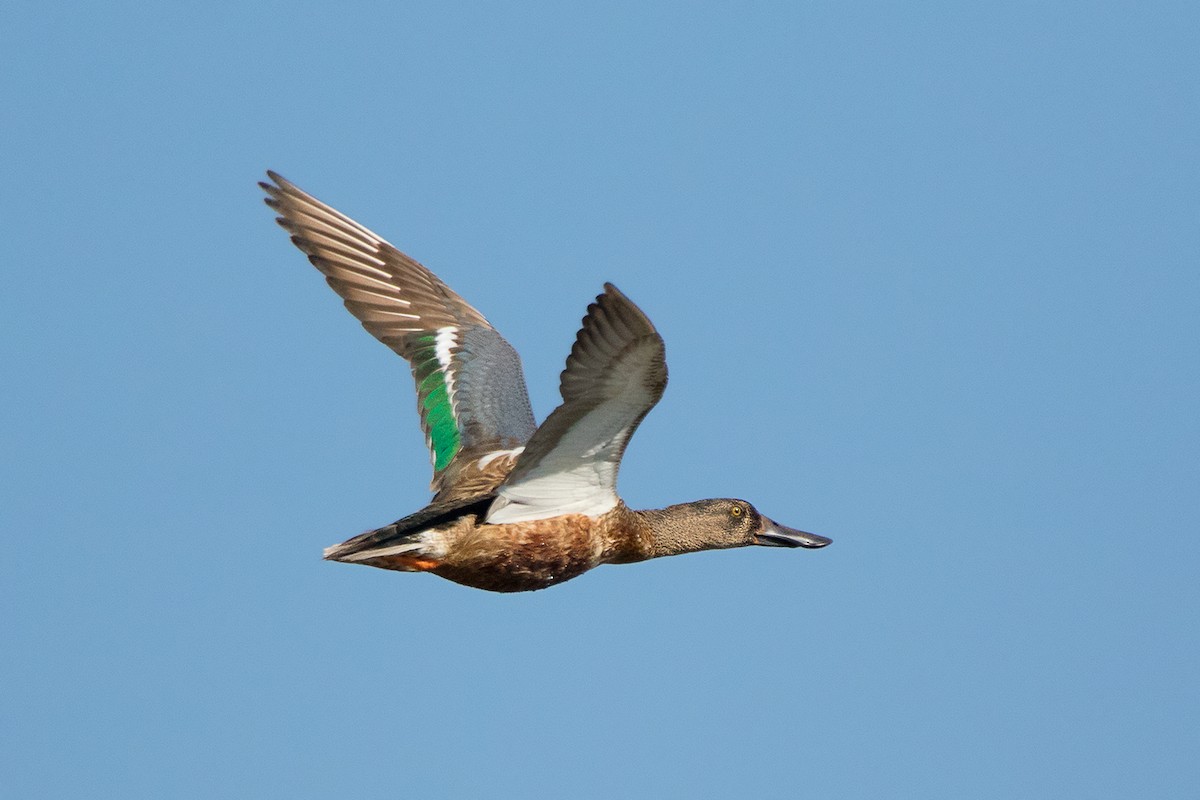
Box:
left=432, top=452, right=520, bottom=505
left=262, top=172, right=831, bottom=593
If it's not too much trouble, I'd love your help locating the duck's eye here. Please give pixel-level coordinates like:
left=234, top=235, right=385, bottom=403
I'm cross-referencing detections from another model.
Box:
left=730, top=504, right=744, bottom=518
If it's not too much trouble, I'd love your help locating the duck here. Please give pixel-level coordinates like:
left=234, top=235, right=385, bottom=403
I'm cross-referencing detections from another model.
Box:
left=260, top=171, right=830, bottom=593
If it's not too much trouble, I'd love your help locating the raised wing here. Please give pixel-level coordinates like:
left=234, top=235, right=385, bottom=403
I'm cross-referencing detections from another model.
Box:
left=486, top=284, right=667, bottom=523
left=261, top=172, right=537, bottom=494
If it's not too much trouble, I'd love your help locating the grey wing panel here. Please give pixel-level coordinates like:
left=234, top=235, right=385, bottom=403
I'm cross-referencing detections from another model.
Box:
left=455, top=325, right=539, bottom=451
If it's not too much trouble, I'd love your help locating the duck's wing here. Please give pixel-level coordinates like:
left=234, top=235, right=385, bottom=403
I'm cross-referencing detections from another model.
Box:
left=486, top=284, right=667, bottom=523
left=261, top=172, right=537, bottom=495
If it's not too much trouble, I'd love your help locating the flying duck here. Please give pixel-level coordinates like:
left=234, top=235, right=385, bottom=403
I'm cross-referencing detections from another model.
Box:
left=261, top=171, right=830, bottom=593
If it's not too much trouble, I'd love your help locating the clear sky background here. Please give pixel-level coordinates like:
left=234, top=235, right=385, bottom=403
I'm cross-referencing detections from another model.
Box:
left=3, top=2, right=1198, bottom=798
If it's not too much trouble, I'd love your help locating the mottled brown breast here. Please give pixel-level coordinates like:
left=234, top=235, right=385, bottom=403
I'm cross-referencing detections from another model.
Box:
left=432, top=514, right=604, bottom=592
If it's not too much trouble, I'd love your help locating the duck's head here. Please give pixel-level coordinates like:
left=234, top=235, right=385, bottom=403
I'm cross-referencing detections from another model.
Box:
left=647, top=498, right=831, bottom=557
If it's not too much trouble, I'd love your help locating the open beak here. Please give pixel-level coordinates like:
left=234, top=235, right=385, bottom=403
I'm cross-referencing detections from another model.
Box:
left=755, top=517, right=832, bottom=549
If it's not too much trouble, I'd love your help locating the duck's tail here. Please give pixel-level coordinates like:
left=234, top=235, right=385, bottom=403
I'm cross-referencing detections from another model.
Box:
left=323, top=523, right=427, bottom=565
left=322, top=494, right=493, bottom=571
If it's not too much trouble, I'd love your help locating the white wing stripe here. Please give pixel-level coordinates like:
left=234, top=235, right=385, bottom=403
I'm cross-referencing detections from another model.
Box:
left=435, top=326, right=459, bottom=415
left=476, top=446, right=526, bottom=469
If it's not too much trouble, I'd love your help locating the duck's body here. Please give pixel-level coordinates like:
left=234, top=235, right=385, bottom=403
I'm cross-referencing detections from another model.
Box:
left=336, top=499, right=648, bottom=593
left=261, top=171, right=830, bottom=593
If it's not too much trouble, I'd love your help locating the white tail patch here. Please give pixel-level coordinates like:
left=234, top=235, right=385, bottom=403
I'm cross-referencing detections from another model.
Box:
left=324, top=529, right=445, bottom=562
left=331, top=541, right=424, bottom=562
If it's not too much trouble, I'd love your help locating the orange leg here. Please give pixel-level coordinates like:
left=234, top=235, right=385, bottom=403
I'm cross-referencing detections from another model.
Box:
left=378, top=555, right=441, bottom=572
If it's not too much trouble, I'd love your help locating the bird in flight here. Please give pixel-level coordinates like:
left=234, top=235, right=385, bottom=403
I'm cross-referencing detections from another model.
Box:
left=261, top=172, right=830, bottom=592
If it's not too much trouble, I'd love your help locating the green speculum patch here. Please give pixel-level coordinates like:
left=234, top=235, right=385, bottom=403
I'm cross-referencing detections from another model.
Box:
left=412, top=341, right=461, bottom=472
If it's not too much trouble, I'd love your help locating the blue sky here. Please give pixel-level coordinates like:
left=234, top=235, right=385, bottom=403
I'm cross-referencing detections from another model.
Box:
left=3, top=2, right=1198, bottom=797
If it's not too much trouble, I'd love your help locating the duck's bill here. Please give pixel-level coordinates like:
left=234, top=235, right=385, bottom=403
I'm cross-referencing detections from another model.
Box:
left=755, top=518, right=832, bottom=549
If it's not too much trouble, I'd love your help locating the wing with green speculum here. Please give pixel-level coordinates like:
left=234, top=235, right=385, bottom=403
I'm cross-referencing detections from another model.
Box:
left=261, top=172, right=538, bottom=493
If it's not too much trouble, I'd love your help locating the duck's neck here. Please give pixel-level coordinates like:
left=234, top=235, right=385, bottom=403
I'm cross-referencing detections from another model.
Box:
left=630, top=504, right=732, bottom=559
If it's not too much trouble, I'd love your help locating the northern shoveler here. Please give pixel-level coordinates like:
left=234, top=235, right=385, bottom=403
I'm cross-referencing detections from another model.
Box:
left=261, top=171, right=830, bottom=593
